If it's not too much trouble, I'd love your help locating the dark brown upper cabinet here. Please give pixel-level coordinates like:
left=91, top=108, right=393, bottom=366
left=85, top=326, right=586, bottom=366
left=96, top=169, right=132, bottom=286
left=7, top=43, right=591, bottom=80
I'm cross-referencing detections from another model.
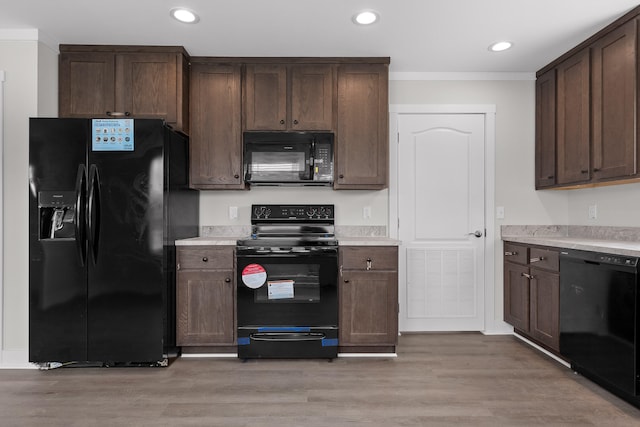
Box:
left=535, top=8, right=640, bottom=189
left=335, top=63, right=389, bottom=189
left=556, top=48, right=591, bottom=186
left=189, top=61, right=244, bottom=189
left=244, top=64, right=334, bottom=131
left=535, top=69, right=556, bottom=189
left=59, top=45, right=189, bottom=132
left=591, top=18, right=638, bottom=182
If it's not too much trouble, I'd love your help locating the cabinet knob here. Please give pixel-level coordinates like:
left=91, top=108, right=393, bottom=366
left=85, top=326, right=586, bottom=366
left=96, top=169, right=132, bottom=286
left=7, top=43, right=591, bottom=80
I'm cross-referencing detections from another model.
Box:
left=547, top=175, right=554, bottom=179
left=581, top=170, right=589, bottom=174
left=593, top=168, right=601, bottom=172
left=280, top=119, right=285, bottom=124
left=293, top=120, right=299, bottom=125
left=234, top=174, right=240, bottom=179
left=202, top=257, right=208, bottom=262
left=339, top=174, right=344, bottom=179
left=344, top=279, right=350, bottom=283
left=225, top=278, right=231, bottom=283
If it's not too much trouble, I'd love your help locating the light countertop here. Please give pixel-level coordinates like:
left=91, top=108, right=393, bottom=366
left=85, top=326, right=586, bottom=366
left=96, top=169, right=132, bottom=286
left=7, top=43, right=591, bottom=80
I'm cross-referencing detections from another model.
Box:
left=501, top=225, right=640, bottom=257
left=176, top=236, right=401, bottom=247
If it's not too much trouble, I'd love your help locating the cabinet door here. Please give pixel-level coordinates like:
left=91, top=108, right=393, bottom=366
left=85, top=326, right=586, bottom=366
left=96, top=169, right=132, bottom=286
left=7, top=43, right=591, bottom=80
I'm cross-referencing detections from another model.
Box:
left=59, top=52, right=115, bottom=117
left=529, top=268, right=559, bottom=351
left=176, top=270, right=235, bottom=346
left=189, top=63, right=244, bottom=189
left=117, top=53, right=178, bottom=124
left=556, top=48, right=591, bottom=185
left=290, top=65, right=334, bottom=130
left=503, top=262, right=530, bottom=332
left=535, top=69, right=557, bottom=189
left=244, top=64, right=287, bottom=130
left=340, top=271, right=398, bottom=345
left=335, top=64, right=389, bottom=189
left=592, top=19, right=638, bottom=182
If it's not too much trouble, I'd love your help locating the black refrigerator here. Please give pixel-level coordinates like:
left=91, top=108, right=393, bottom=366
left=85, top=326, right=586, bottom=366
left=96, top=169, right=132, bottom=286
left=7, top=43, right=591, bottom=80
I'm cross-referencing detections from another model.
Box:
left=29, top=118, right=198, bottom=366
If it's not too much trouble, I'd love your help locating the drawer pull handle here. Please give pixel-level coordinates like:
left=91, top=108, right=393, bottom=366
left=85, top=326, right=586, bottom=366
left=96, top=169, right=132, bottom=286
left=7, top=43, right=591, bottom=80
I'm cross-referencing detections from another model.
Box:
left=344, top=279, right=350, bottom=283
left=504, top=251, right=518, bottom=256
left=530, top=257, right=545, bottom=263
left=202, top=257, right=208, bottom=262
left=366, top=258, right=372, bottom=271
left=522, top=273, right=534, bottom=280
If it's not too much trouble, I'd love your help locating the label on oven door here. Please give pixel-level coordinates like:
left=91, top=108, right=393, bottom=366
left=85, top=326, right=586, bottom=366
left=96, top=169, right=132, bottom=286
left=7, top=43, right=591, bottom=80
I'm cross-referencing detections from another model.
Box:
left=241, top=264, right=267, bottom=289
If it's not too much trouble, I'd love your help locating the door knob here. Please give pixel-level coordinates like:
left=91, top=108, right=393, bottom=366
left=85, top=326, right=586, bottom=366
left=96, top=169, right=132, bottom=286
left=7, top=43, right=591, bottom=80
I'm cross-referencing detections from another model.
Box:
left=468, top=230, right=483, bottom=238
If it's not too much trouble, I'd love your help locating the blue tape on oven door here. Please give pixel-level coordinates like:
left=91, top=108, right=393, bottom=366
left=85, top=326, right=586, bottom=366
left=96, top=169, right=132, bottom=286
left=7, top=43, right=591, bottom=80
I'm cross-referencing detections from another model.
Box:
left=237, top=337, right=250, bottom=346
left=322, top=338, right=339, bottom=347
left=257, top=327, right=311, bottom=333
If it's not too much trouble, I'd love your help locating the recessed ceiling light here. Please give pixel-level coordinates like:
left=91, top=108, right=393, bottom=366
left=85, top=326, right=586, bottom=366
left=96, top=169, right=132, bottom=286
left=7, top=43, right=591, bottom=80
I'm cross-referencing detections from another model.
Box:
left=353, top=10, right=379, bottom=25
left=170, top=7, right=199, bottom=24
left=489, top=41, right=513, bottom=52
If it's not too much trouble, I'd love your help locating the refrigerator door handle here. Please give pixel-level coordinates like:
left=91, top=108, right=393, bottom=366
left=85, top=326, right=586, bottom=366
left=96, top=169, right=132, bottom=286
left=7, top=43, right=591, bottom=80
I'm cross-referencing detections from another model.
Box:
left=75, top=164, right=87, bottom=266
left=88, top=164, right=101, bottom=264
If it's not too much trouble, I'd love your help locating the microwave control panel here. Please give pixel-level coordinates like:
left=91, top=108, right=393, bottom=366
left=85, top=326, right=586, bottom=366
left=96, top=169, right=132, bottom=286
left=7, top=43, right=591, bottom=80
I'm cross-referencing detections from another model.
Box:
left=314, top=142, right=333, bottom=180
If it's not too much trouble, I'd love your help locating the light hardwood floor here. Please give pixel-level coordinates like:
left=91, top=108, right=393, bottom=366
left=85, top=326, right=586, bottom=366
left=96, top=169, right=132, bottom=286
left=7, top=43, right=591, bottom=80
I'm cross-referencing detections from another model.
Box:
left=3, top=333, right=640, bottom=426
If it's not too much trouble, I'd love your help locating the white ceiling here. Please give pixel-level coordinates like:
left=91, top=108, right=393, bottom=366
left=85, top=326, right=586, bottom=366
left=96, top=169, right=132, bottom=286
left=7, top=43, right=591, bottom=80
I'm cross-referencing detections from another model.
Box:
left=1, top=0, right=639, bottom=73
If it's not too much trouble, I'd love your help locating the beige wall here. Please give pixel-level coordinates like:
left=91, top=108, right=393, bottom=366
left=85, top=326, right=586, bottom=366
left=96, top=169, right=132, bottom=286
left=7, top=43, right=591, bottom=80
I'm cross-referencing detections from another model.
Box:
left=0, top=38, right=57, bottom=362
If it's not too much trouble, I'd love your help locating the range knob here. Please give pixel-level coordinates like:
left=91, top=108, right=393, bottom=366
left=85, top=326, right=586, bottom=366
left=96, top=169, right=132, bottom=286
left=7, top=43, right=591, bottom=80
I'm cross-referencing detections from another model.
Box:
left=306, top=207, right=317, bottom=217
left=253, top=206, right=271, bottom=218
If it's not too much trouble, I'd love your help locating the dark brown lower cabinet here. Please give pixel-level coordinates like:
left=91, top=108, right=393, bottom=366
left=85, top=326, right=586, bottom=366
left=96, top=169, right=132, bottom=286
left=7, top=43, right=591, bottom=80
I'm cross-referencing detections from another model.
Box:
left=176, top=246, right=236, bottom=349
left=339, top=246, right=398, bottom=353
left=503, top=242, right=560, bottom=352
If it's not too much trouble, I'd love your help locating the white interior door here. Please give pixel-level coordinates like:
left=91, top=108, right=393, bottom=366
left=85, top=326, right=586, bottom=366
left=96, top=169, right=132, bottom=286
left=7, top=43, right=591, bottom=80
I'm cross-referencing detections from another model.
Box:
left=398, top=114, right=485, bottom=331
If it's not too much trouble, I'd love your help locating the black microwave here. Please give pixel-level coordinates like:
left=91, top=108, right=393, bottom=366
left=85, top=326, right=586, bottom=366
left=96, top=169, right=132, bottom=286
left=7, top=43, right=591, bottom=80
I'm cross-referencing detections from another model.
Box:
left=243, top=132, right=334, bottom=186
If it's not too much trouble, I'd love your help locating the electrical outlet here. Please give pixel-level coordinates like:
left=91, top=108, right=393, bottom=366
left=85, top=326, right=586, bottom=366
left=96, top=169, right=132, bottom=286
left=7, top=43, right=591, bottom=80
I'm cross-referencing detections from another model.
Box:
left=229, top=206, right=238, bottom=219
left=588, top=204, right=597, bottom=220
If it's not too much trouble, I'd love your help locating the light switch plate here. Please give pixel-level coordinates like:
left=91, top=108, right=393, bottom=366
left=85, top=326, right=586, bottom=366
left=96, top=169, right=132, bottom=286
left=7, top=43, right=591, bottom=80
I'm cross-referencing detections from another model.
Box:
left=496, top=206, right=505, bottom=219
left=588, top=205, right=597, bottom=220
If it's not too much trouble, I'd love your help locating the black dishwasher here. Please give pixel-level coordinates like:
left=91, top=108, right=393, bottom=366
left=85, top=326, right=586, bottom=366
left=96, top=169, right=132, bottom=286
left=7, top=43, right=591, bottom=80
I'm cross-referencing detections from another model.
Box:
left=560, top=249, right=640, bottom=407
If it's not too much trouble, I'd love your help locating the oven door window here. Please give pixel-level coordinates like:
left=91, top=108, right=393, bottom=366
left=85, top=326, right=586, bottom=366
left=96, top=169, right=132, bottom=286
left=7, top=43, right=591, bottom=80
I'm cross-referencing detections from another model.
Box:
left=253, top=264, right=320, bottom=303
left=237, top=254, right=338, bottom=327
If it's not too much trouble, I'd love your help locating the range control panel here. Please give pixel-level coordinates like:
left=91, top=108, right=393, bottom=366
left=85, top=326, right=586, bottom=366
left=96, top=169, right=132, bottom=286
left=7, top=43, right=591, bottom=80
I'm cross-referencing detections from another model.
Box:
left=252, top=204, right=334, bottom=221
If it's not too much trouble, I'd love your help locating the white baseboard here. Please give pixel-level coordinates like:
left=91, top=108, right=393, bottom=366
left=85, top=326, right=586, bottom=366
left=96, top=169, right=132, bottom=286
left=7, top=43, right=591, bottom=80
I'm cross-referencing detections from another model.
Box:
left=0, top=349, right=35, bottom=369
left=180, top=353, right=238, bottom=358
left=513, top=333, right=570, bottom=368
left=482, top=321, right=514, bottom=335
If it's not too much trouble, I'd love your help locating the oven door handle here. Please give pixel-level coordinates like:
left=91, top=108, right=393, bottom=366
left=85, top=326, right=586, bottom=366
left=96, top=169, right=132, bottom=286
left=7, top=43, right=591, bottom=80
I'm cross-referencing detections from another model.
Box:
left=250, top=332, right=326, bottom=342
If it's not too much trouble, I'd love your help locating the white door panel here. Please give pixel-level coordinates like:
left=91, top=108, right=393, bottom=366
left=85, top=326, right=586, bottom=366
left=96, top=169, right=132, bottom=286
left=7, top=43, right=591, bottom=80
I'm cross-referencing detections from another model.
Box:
left=398, top=114, right=485, bottom=332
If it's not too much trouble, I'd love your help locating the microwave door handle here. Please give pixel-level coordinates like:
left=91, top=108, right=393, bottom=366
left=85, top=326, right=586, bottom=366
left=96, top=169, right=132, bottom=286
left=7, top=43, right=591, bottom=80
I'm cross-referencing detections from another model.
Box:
left=310, top=140, right=316, bottom=181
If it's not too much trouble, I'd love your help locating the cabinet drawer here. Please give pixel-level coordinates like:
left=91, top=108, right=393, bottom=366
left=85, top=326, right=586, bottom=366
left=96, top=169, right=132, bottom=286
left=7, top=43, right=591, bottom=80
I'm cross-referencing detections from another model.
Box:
left=529, top=247, right=559, bottom=272
left=504, top=243, right=528, bottom=265
left=340, top=246, right=398, bottom=271
left=177, top=246, right=234, bottom=270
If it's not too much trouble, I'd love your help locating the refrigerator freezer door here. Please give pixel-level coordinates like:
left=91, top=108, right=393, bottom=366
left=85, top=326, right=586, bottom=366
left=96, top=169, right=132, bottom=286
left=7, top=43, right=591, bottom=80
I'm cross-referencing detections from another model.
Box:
left=87, top=119, right=165, bottom=362
left=29, top=118, right=89, bottom=363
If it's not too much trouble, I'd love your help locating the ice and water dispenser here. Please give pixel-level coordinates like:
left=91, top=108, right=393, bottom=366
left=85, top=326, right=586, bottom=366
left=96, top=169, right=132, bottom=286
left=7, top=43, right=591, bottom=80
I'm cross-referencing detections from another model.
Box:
left=38, top=191, right=76, bottom=240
